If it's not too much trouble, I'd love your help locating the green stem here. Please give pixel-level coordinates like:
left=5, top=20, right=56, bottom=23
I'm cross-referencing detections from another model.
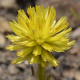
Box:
left=37, top=64, right=46, bottom=80
left=70, top=8, right=80, bottom=21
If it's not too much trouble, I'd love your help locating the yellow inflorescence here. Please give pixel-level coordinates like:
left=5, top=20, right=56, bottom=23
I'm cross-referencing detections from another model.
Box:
left=6, top=5, right=75, bottom=67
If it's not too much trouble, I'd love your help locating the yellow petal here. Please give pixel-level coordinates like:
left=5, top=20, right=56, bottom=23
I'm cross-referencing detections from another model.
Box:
left=17, top=10, right=30, bottom=29
left=42, top=6, right=56, bottom=37
left=6, top=35, right=27, bottom=44
left=29, top=55, right=39, bottom=64
left=25, top=41, right=37, bottom=47
left=51, top=19, right=56, bottom=29
left=18, top=9, right=28, bottom=21
left=41, top=49, right=53, bottom=61
left=40, top=58, right=47, bottom=67
left=11, top=53, right=32, bottom=64
left=35, top=5, right=44, bottom=19
left=67, top=40, right=76, bottom=46
left=17, top=17, right=31, bottom=33
left=41, top=43, right=53, bottom=52
left=17, top=47, right=33, bottom=57
left=11, top=57, right=25, bottom=64
left=46, top=6, right=56, bottom=27
left=9, top=22, right=32, bottom=39
left=6, top=45, right=26, bottom=51
left=54, top=27, right=72, bottom=38
left=33, top=45, right=42, bottom=56
left=46, top=36, right=60, bottom=42
left=41, top=49, right=47, bottom=61
left=50, top=16, right=68, bottom=35
left=49, top=59, right=59, bottom=67
left=27, top=6, right=36, bottom=20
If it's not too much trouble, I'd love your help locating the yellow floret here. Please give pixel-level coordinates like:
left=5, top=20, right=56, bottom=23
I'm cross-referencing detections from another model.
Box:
left=6, top=5, right=75, bottom=67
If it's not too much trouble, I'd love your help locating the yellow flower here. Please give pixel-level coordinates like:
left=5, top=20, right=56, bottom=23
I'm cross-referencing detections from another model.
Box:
left=6, top=5, right=75, bottom=67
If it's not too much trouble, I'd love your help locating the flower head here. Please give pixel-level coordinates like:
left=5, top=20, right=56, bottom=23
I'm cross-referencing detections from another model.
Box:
left=6, top=5, right=75, bottom=67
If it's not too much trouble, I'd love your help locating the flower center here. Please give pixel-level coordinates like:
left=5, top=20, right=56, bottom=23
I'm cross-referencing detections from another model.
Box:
left=36, top=39, right=44, bottom=45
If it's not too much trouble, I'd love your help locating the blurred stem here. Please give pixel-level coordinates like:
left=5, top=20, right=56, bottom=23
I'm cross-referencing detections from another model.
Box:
left=70, top=8, right=80, bottom=21
left=31, top=65, right=34, bottom=76
left=37, top=64, right=46, bottom=80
